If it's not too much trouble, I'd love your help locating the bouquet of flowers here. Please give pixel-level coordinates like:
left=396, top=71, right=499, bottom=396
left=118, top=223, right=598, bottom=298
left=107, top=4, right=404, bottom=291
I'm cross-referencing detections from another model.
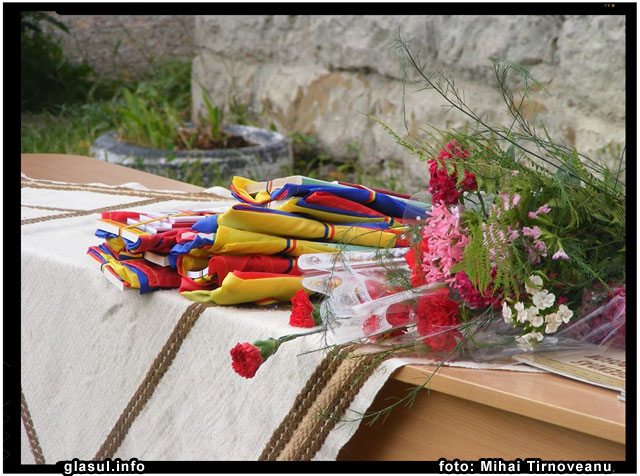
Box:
left=229, top=39, right=626, bottom=395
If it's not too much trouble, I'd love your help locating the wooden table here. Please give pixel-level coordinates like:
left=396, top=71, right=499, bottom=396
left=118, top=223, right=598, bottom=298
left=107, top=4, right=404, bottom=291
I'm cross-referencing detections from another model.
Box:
left=21, top=153, right=627, bottom=462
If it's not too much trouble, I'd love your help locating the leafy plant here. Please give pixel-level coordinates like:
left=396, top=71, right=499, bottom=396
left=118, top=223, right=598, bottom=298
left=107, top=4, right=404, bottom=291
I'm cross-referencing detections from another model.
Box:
left=389, top=36, right=625, bottom=302
left=201, top=89, right=224, bottom=141
left=21, top=11, right=95, bottom=112
left=115, top=86, right=183, bottom=149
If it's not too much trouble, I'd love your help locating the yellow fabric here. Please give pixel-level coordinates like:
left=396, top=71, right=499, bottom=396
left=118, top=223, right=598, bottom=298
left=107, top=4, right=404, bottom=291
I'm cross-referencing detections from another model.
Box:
left=179, top=254, right=210, bottom=274
left=105, top=236, right=127, bottom=253
left=217, top=206, right=397, bottom=248
left=103, top=259, right=141, bottom=289
left=104, top=236, right=143, bottom=259
left=181, top=272, right=307, bottom=305
left=207, top=225, right=337, bottom=257
left=271, top=197, right=396, bottom=225
left=90, top=246, right=140, bottom=289
left=231, top=176, right=272, bottom=204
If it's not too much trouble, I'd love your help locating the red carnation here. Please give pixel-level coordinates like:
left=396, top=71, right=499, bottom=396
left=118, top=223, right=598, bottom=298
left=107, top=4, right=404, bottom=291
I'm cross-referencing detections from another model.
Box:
left=362, top=280, right=411, bottom=328
left=460, top=171, right=477, bottom=191
left=416, top=287, right=463, bottom=352
left=405, top=239, right=429, bottom=287
left=363, top=314, right=408, bottom=341
left=365, top=279, right=394, bottom=300
left=230, top=342, right=263, bottom=379
left=452, top=271, right=500, bottom=309
left=427, top=140, right=475, bottom=205
left=362, top=315, right=380, bottom=335
left=386, top=303, right=411, bottom=327
left=289, top=289, right=321, bottom=328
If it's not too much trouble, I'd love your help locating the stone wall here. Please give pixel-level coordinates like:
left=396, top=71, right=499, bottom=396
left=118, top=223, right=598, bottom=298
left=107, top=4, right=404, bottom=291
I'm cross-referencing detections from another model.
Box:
left=192, top=15, right=626, bottom=189
left=43, top=14, right=195, bottom=78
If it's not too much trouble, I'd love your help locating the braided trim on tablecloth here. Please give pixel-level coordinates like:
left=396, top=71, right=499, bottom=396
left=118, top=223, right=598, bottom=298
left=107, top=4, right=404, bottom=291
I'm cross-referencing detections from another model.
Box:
left=93, top=302, right=213, bottom=460
left=21, top=177, right=229, bottom=202
left=258, top=346, right=352, bottom=461
left=260, top=348, right=388, bottom=461
left=21, top=197, right=172, bottom=226
left=21, top=389, right=46, bottom=464
left=22, top=204, right=85, bottom=213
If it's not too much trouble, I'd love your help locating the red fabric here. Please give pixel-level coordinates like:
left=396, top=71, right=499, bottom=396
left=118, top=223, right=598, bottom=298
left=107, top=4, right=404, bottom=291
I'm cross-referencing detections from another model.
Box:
left=124, top=260, right=181, bottom=289
left=101, top=211, right=140, bottom=222
left=175, top=255, right=215, bottom=293
left=133, top=228, right=183, bottom=253
left=304, top=191, right=385, bottom=216
left=172, top=221, right=198, bottom=228
left=209, top=255, right=299, bottom=286
left=178, top=275, right=218, bottom=293
left=231, top=271, right=293, bottom=280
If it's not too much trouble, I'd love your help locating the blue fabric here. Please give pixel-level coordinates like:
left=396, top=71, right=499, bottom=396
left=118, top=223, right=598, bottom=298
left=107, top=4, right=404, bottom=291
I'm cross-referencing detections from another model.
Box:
left=121, top=262, right=151, bottom=294
left=267, top=184, right=424, bottom=219
left=95, top=229, right=117, bottom=240
left=97, top=243, right=117, bottom=259
left=335, top=222, right=391, bottom=230
left=192, top=215, right=219, bottom=233
left=94, top=230, right=138, bottom=249
left=288, top=196, right=395, bottom=222
left=169, top=235, right=215, bottom=268
left=87, top=248, right=107, bottom=264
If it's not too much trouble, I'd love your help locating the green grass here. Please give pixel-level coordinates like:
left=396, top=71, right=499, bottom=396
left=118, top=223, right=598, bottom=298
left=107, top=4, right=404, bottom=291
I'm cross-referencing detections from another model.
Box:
left=21, top=103, right=115, bottom=156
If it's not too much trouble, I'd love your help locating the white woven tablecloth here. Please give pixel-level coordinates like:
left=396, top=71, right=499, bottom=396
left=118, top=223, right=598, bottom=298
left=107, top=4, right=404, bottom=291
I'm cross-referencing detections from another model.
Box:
left=20, top=178, right=415, bottom=463
left=20, top=177, right=540, bottom=463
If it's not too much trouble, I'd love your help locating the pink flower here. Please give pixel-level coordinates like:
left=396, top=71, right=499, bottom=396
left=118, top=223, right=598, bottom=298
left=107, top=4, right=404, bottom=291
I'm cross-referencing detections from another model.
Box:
left=420, top=203, right=469, bottom=284
left=552, top=249, right=569, bottom=260
left=522, top=226, right=541, bottom=240
left=528, top=204, right=551, bottom=219
left=534, top=240, right=547, bottom=254
left=501, top=193, right=521, bottom=211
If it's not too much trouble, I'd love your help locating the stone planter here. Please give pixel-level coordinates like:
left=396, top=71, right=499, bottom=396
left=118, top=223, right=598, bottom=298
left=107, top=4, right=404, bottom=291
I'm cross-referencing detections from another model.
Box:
left=90, top=124, right=292, bottom=187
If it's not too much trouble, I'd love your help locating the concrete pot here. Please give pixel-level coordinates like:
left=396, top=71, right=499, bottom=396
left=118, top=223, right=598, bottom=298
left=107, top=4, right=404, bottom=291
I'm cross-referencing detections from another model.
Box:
left=90, top=124, right=292, bottom=187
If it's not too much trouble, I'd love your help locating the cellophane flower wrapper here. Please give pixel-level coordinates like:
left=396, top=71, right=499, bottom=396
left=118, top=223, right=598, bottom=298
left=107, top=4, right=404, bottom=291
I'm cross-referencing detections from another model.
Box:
left=300, top=252, right=625, bottom=364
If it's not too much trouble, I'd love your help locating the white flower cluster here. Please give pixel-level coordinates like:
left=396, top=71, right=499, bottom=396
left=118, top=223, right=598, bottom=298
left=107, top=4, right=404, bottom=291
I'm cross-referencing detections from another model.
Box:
left=501, top=275, right=574, bottom=349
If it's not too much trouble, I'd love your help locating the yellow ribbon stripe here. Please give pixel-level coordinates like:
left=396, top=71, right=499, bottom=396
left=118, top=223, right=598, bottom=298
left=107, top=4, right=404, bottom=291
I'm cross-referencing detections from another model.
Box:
left=271, top=197, right=397, bottom=226
left=207, top=225, right=338, bottom=256
left=217, top=206, right=397, bottom=248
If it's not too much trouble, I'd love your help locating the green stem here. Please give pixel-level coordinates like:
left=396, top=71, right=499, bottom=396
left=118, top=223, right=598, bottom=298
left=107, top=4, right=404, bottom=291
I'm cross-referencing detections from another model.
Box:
left=475, top=190, right=487, bottom=218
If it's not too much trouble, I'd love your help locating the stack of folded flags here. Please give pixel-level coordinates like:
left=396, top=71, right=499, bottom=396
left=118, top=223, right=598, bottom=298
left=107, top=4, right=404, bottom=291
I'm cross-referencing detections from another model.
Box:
left=87, top=175, right=428, bottom=306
